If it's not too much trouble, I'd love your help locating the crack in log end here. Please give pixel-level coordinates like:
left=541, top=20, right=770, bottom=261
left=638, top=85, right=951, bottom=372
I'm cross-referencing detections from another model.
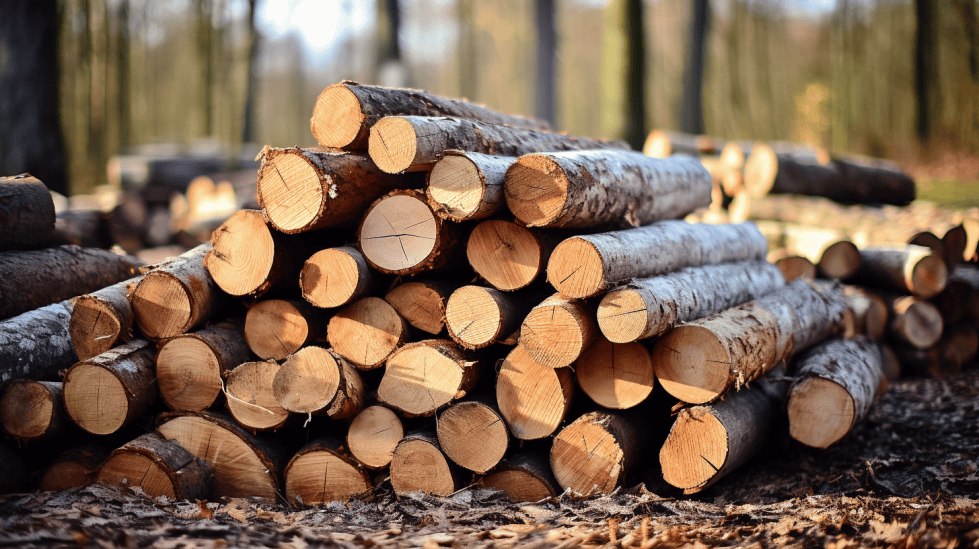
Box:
left=700, top=455, right=720, bottom=472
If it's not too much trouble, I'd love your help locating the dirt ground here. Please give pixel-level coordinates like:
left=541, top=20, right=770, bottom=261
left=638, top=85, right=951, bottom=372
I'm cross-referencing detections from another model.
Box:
left=1, top=371, right=977, bottom=548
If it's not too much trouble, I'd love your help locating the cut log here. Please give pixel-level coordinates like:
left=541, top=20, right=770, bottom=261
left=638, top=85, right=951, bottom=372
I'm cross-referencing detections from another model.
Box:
left=496, top=346, right=575, bottom=440
left=310, top=81, right=552, bottom=150
left=272, top=346, right=365, bottom=419
left=546, top=221, right=767, bottom=299
left=0, top=245, right=143, bottom=320
left=346, top=405, right=404, bottom=470
left=519, top=293, right=597, bottom=368
left=384, top=279, right=460, bottom=335
left=574, top=337, right=654, bottom=409
left=389, top=430, right=461, bottom=496
left=54, top=209, right=113, bottom=249
left=0, top=174, right=55, bottom=251
left=62, top=339, right=156, bottom=435
left=945, top=325, right=979, bottom=363
left=69, top=275, right=143, bottom=361
left=156, top=318, right=252, bottom=412
left=368, top=115, right=628, bottom=174
left=107, top=191, right=149, bottom=253
left=549, top=411, right=644, bottom=496
left=327, top=296, right=408, bottom=370
left=480, top=452, right=560, bottom=503
left=0, top=444, right=28, bottom=494
left=444, top=285, right=533, bottom=349
left=358, top=189, right=460, bottom=275
left=284, top=437, right=372, bottom=506
left=256, top=146, right=421, bottom=234
left=0, top=380, right=70, bottom=441
left=504, top=150, right=711, bottom=229
left=652, top=279, right=848, bottom=404
left=888, top=295, right=944, bottom=350
left=426, top=151, right=514, bottom=221
left=642, top=129, right=721, bottom=157
left=38, top=444, right=110, bottom=492
left=700, top=156, right=744, bottom=197
left=781, top=224, right=861, bottom=280
left=842, top=287, right=888, bottom=341
left=131, top=243, right=226, bottom=339
left=97, top=432, right=212, bottom=501
left=225, top=361, right=290, bottom=431
left=597, top=260, right=785, bottom=343
left=244, top=299, right=328, bottom=361
left=770, top=252, right=816, bottom=282
left=788, top=338, right=883, bottom=448
left=0, top=300, right=75, bottom=389
left=300, top=246, right=377, bottom=309
left=466, top=219, right=562, bottom=291
left=942, top=224, right=969, bottom=263
left=949, top=264, right=979, bottom=324
left=852, top=245, right=947, bottom=299
left=377, top=339, right=481, bottom=417
left=907, top=231, right=947, bottom=261
left=156, top=410, right=287, bottom=500
left=436, top=398, right=509, bottom=473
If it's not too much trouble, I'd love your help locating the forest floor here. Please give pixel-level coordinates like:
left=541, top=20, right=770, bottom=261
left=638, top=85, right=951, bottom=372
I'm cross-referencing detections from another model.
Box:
left=1, top=370, right=977, bottom=548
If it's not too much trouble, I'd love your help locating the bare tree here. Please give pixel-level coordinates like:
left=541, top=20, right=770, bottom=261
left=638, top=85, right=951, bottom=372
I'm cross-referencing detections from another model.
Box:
left=242, top=0, right=260, bottom=144
left=624, top=0, right=647, bottom=149
left=915, top=0, right=940, bottom=143
left=535, top=0, right=556, bottom=127
left=679, top=0, right=709, bottom=135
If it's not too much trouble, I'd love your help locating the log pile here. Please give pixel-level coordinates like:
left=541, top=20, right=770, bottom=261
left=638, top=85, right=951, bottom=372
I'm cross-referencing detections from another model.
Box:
left=0, top=84, right=967, bottom=507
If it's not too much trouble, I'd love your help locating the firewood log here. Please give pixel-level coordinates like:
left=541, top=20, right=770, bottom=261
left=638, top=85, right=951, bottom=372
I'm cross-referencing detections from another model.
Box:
left=942, top=224, right=968, bottom=263
left=444, top=285, right=535, bottom=349
left=54, top=209, right=113, bottom=249
left=642, top=129, right=721, bottom=157
left=346, top=405, right=404, bottom=470
left=436, top=398, right=509, bottom=474
left=519, top=294, right=597, bottom=368
left=38, top=444, right=109, bottom=492
left=69, top=275, right=143, bottom=361
left=244, top=299, right=328, bottom=361
left=943, top=325, right=979, bottom=364
left=550, top=411, right=644, bottom=496
left=0, top=300, right=75, bottom=389
left=770, top=252, right=816, bottom=282
left=888, top=295, right=943, bottom=350
left=841, top=287, right=888, bottom=340
left=466, top=219, right=563, bottom=291
left=389, top=430, right=462, bottom=496
left=574, top=337, right=654, bottom=409
left=949, top=264, right=979, bottom=324
left=327, top=297, right=408, bottom=370
left=283, top=437, right=373, bottom=506
left=852, top=245, right=947, bottom=299
left=496, top=345, right=575, bottom=440
left=272, top=346, right=365, bottom=419
left=384, top=279, right=460, bottom=335
left=300, top=246, right=377, bottom=309
left=779, top=224, right=861, bottom=280
left=377, top=339, right=481, bottom=417
left=97, top=432, right=212, bottom=501
left=0, top=174, right=55, bottom=251
left=0, top=380, right=71, bottom=441
left=225, top=361, right=290, bottom=431
left=480, top=452, right=560, bottom=502
left=426, top=151, right=514, bottom=222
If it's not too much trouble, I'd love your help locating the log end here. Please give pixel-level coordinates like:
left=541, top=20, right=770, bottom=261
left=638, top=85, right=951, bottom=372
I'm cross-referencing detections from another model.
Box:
left=641, top=129, right=671, bottom=158
left=347, top=405, right=404, bottom=469
left=597, top=288, right=650, bottom=343
left=437, top=401, right=508, bottom=473
left=909, top=253, right=948, bottom=299
left=787, top=377, right=855, bottom=449
left=496, top=346, right=573, bottom=440
left=206, top=210, right=276, bottom=296
left=547, top=237, right=605, bottom=299
left=245, top=299, right=312, bottom=361
left=651, top=325, right=731, bottom=405
left=520, top=300, right=592, bottom=368
left=659, top=406, right=727, bottom=491
left=550, top=416, right=626, bottom=495
left=390, top=436, right=457, bottom=496
left=773, top=254, right=816, bottom=282
left=743, top=142, right=778, bottom=198
left=132, top=272, right=192, bottom=339
left=273, top=347, right=341, bottom=414
left=63, top=364, right=131, bottom=435
left=467, top=220, right=542, bottom=291
left=378, top=342, right=465, bottom=416
left=818, top=241, right=861, bottom=280
left=157, top=337, right=223, bottom=412
left=0, top=380, right=55, bottom=439
left=385, top=282, right=446, bottom=334
left=893, top=297, right=944, bottom=349
left=257, top=150, right=323, bottom=233
left=445, top=286, right=503, bottom=349
left=97, top=450, right=178, bottom=499
left=428, top=155, right=484, bottom=221
left=301, top=248, right=364, bottom=308
left=368, top=117, right=417, bottom=174
left=481, top=468, right=556, bottom=503
left=575, top=338, right=654, bottom=409
left=226, top=362, right=290, bottom=431
left=311, top=83, right=366, bottom=149
left=285, top=449, right=372, bottom=505
left=504, top=154, right=569, bottom=227
left=69, top=296, right=123, bottom=361
left=328, top=297, right=404, bottom=370
left=359, top=193, right=439, bottom=274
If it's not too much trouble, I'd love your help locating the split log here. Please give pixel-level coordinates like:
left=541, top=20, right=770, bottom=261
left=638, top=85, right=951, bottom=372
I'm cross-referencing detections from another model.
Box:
left=358, top=190, right=460, bottom=275
left=842, top=287, right=888, bottom=340
left=300, top=246, right=377, bottom=309
left=389, top=431, right=462, bottom=496
left=62, top=339, right=156, bottom=435
left=770, top=252, right=816, bottom=282
left=504, top=150, right=711, bottom=229
left=256, top=146, right=421, bottom=234
left=97, top=432, right=212, bottom=501
left=244, top=299, right=328, bottom=361
left=346, top=405, right=404, bottom=470
left=69, top=275, right=143, bottom=361
left=597, top=260, right=785, bottom=343
left=38, top=444, right=109, bottom=492
left=426, top=151, right=514, bottom=222
left=377, top=339, right=481, bottom=417
left=788, top=338, right=883, bottom=448
left=496, top=346, right=575, bottom=440
left=0, top=300, right=75, bottom=389
left=225, top=361, right=290, bottom=431
left=480, top=452, right=560, bottom=502
left=444, top=285, right=533, bottom=349
left=466, top=219, right=562, bottom=291
left=0, top=444, right=28, bottom=494
left=852, top=245, right=947, bottom=299
left=0, top=174, right=55, bottom=250
left=54, top=209, right=113, bottom=249
left=436, top=398, right=509, bottom=473
left=642, top=129, right=721, bottom=157
left=0, top=245, right=142, bottom=320
left=156, top=318, right=252, bottom=412
left=574, top=337, right=655, bottom=409
left=652, top=279, right=848, bottom=404
left=368, top=115, right=628, bottom=174
left=310, top=81, right=551, bottom=150
left=888, top=295, right=943, bottom=350
left=272, top=346, right=365, bottom=419
left=550, top=411, right=644, bottom=496
left=327, top=297, right=408, bottom=370
left=546, top=221, right=767, bottom=299
left=384, top=279, right=459, bottom=335
left=518, top=293, right=597, bottom=368
left=156, top=410, right=287, bottom=500
left=0, top=380, right=71, bottom=441
left=131, top=243, right=226, bottom=339
left=283, top=437, right=373, bottom=506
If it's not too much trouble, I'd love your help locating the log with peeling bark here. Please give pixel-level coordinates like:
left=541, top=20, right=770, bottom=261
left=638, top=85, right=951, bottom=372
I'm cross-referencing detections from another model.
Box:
left=368, top=115, right=628, bottom=174
left=327, top=297, right=408, bottom=370
left=550, top=411, right=644, bottom=496
left=244, top=299, right=328, bottom=361
left=0, top=245, right=143, bottom=320
left=852, top=245, right=947, bottom=299
left=225, top=361, right=290, bottom=431
left=504, top=150, right=711, bottom=229
left=256, top=146, right=422, bottom=234
left=887, top=295, right=944, bottom=350
left=283, top=437, right=373, bottom=505
left=496, top=345, right=575, bottom=440
left=652, top=279, right=848, bottom=404
left=38, top=444, right=110, bottom=492
left=573, top=337, right=655, bottom=409
left=97, top=432, right=212, bottom=501
left=62, top=339, right=156, bottom=435
left=426, top=151, right=514, bottom=222
left=547, top=221, right=767, bottom=299
left=272, top=346, right=365, bottom=419
left=480, top=452, right=560, bottom=502
left=69, top=275, right=143, bottom=361
left=156, top=318, right=252, bottom=412
left=519, top=293, right=598, bottom=368
left=346, top=405, right=404, bottom=470
left=131, top=244, right=226, bottom=340
left=0, top=380, right=71, bottom=441
left=597, top=260, right=785, bottom=343
left=466, top=219, right=564, bottom=291
left=377, top=339, right=481, bottom=417
left=0, top=174, right=55, bottom=251
left=0, top=444, right=28, bottom=494
left=436, top=398, right=509, bottom=473
left=156, top=410, right=287, bottom=500
left=842, top=287, right=888, bottom=341
left=389, top=430, right=462, bottom=496
left=0, top=300, right=75, bottom=389
left=384, top=279, right=459, bottom=335
left=788, top=338, right=883, bottom=449
left=300, top=246, right=378, bottom=309
left=310, top=81, right=552, bottom=150
left=444, top=285, right=536, bottom=349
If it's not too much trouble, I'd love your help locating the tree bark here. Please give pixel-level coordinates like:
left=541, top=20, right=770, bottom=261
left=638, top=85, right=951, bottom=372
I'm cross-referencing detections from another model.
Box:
left=623, top=0, right=647, bottom=151
left=445, top=285, right=536, bottom=349
left=346, top=405, right=404, bottom=470
left=0, top=300, right=75, bottom=389
left=390, top=430, right=462, bottom=496
left=327, top=297, right=408, bottom=370
left=97, top=432, right=212, bottom=501
left=69, top=275, right=143, bottom=361
left=0, top=174, right=56, bottom=250
left=38, top=443, right=109, bottom=492
left=550, top=411, right=645, bottom=496
left=384, top=279, right=459, bottom=334
left=300, top=245, right=378, bottom=309
left=283, top=437, right=372, bottom=506
left=853, top=245, right=947, bottom=299
left=466, top=219, right=563, bottom=291
left=519, top=293, right=598, bottom=368
left=225, top=361, right=290, bottom=432
left=480, top=451, right=560, bottom=502
left=244, top=299, right=328, bottom=361
left=436, top=397, right=509, bottom=474
left=377, top=339, right=481, bottom=417
left=272, top=346, right=365, bottom=419
left=426, top=151, right=514, bottom=222
left=574, top=337, right=654, bottom=409
left=0, top=380, right=71, bottom=442
left=496, top=345, right=575, bottom=440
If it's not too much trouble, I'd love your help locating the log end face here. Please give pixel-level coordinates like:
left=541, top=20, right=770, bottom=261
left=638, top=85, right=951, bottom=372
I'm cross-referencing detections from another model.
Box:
left=258, top=152, right=323, bottom=233
left=207, top=210, right=275, bottom=296
left=311, top=84, right=366, bottom=149
left=910, top=254, right=948, bottom=299
left=642, top=129, right=671, bottom=158
left=445, top=286, right=503, bottom=349
left=437, top=402, right=508, bottom=473
left=359, top=194, right=438, bottom=274
left=245, top=299, right=310, bottom=361
left=575, top=338, right=655, bottom=409
left=0, top=380, right=54, bottom=439
left=328, top=297, right=404, bottom=369
left=157, top=338, right=223, bottom=412
left=273, top=347, right=341, bottom=414
left=428, top=155, right=484, bottom=220
left=467, top=220, right=541, bottom=291
left=368, top=117, right=417, bottom=174
left=818, top=241, right=861, bottom=280
left=390, top=438, right=455, bottom=496
left=788, top=377, right=855, bottom=449
left=743, top=142, right=778, bottom=198
left=659, top=407, right=728, bottom=491
left=652, top=325, right=730, bottom=405
left=598, top=289, right=650, bottom=343
left=97, top=452, right=177, bottom=500
left=132, top=273, right=192, bottom=340
left=63, top=364, right=130, bottom=435
left=550, top=419, right=625, bottom=496
left=547, top=238, right=605, bottom=299
left=226, top=362, right=289, bottom=431
left=520, top=301, right=591, bottom=368
left=774, top=255, right=816, bottom=283
left=347, top=405, right=403, bottom=469
left=69, top=296, right=123, bottom=361
left=497, top=346, right=570, bottom=440
left=378, top=343, right=464, bottom=416
left=897, top=298, right=944, bottom=349
left=301, top=248, right=361, bottom=308
left=285, top=451, right=371, bottom=505
left=481, top=469, right=555, bottom=502
left=385, top=282, right=445, bottom=334
left=505, top=154, right=569, bottom=227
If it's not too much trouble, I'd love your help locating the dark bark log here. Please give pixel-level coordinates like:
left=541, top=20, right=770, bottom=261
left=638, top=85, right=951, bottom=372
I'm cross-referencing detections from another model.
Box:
left=97, top=432, right=212, bottom=501
left=0, top=174, right=56, bottom=250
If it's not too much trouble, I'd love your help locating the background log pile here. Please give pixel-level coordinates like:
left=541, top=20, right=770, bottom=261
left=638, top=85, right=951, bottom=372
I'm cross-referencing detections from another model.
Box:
left=0, top=83, right=973, bottom=505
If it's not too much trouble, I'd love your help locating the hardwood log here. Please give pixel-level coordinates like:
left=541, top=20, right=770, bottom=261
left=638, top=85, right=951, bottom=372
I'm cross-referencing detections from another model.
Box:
left=780, top=224, right=861, bottom=280
left=445, top=285, right=534, bottom=349
left=384, top=279, right=459, bottom=335
left=283, top=437, right=372, bottom=505
left=0, top=300, right=75, bottom=389
left=770, top=252, right=816, bottom=282
left=300, top=245, right=377, bottom=309
left=852, top=245, right=947, bottom=299
left=244, top=299, right=328, bottom=361
left=436, top=398, right=509, bottom=474
left=272, top=346, right=365, bottom=419
left=107, top=191, right=149, bottom=253
left=346, top=405, right=404, bottom=470
left=69, top=275, right=143, bottom=361
left=519, top=293, right=597, bottom=368
left=327, top=296, right=408, bottom=370
left=574, top=337, right=655, bottom=409
left=466, top=219, right=562, bottom=291
left=225, top=361, right=290, bottom=431
left=97, top=432, right=212, bottom=501
left=426, top=151, right=513, bottom=222
left=496, top=346, right=575, bottom=440
left=841, top=287, right=888, bottom=340
left=888, top=295, right=943, bottom=350
left=550, top=411, right=644, bottom=496
left=0, top=380, right=71, bottom=441
left=0, top=174, right=55, bottom=251
left=377, top=339, right=481, bottom=417
left=390, top=430, right=461, bottom=496
left=38, top=444, right=109, bottom=492
left=480, top=452, right=560, bottom=503
left=54, top=209, right=113, bottom=249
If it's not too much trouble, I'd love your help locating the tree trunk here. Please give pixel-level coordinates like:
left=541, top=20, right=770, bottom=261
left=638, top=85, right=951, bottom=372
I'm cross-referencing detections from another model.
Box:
left=574, top=337, right=654, bottom=409
left=272, top=346, right=365, bottom=419
left=445, top=285, right=536, bottom=349
left=69, top=274, right=143, bottom=361
left=300, top=245, right=378, bottom=309
left=384, top=279, right=459, bottom=335
left=327, top=297, right=408, bottom=370
left=225, top=361, right=290, bottom=431
left=853, top=245, right=947, bottom=299
left=0, top=174, right=56, bottom=251
left=240, top=0, right=260, bottom=143
left=550, top=411, right=645, bottom=496
left=377, top=339, right=481, bottom=417
left=283, top=437, right=372, bottom=506
left=390, top=430, right=462, bottom=496
left=534, top=0, right=556, bottom=128
left=623, top=0, right=647, bottom=151
left=97, top=432, right=212, bottom=501
left=426, top=151, right=514, bottom=222
left=436, top=398, right=509, bottom=474
left=38, top=443, right=109, bottom=492
left=496, top=345, right=575, bottom=440
left=519, top=293, right=598, bottom=368
left=346, top=405, right=404, bottom=470
left=915, top=0, right=940, bottom=143
left=466, top=219, right=563, bottom=291
left=0, top=300, right=75, bottom=389
left=244, top=299, right=328, bottom=361
left=0, top=380, right=71, bottom=442
left=480, top=452, right=559, bottom=502
left=679, top=0, right=709, bottom=135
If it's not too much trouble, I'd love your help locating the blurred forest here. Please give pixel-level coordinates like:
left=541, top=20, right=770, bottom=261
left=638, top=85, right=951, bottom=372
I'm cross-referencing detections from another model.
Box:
left=3, top=0, right=979, bottom=195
